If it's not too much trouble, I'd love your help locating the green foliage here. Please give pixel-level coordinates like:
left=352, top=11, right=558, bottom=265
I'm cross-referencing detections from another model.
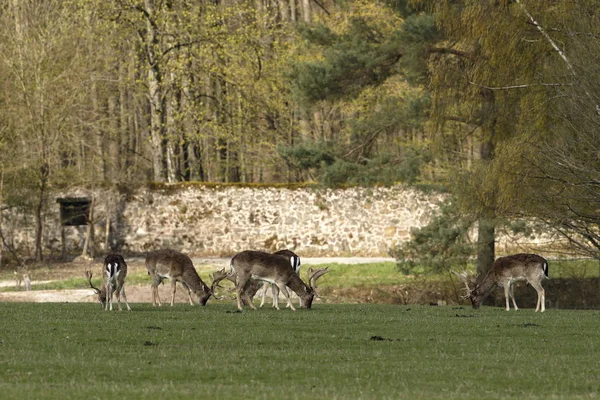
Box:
left=396, top=14, right=441, bottom=85
left=320, top=148, right=427, bottom=187
left=1, top=303, right=600, bottom=399
left=279, top=140, right=428, bottom=187
left=290, top=15, right=404, bottom=104
left=392, top=199, right=474, bottom=274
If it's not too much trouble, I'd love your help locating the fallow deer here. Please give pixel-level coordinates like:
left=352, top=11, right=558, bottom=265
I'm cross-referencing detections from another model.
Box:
left=103, top=253, right=132, bottom=311
left=260, top=249, right=302, bottom=308
left=145, top=248, right=226, bottom=306
left=229, top=250, right=328, bottom=311
left=454, top=253, right=549, bottom=312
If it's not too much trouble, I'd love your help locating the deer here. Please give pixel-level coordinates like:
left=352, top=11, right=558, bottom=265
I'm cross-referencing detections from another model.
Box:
left=85, top=254, right=131, bottom=311
left=229, top=250, right=329, bottom=311
left=454, top=253, right=549, bottom=312
left=259, top=249, right=302, bottom=309
left=145, top=248, right=227, bottom=306
left=104, top=253, right=132, bottom=311
left=221, top=249, right=301, bottom=308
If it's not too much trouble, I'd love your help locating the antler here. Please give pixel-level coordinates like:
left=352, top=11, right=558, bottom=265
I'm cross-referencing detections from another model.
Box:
left=307, top=267, right=329, bottom=297
left=85, top=270, right=101, bottom=294
left=452, top=270, right=473, bottom=299
left=85, top=270, right=107, bottom=305
left=209, top=268, right=228, bottom=300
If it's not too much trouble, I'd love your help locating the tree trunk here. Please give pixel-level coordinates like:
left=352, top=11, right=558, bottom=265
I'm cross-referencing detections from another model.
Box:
left=289, top=0, right=296, bottom=22
left=301, top=0, right=311, bottom=22
left=34, top=162, right=49, bottom=262
left=476, top=89, right=497, bottom=275
left=145, top=0, right=166, bottom=182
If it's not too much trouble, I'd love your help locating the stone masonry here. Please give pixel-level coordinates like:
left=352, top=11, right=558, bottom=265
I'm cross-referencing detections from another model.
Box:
left=6, top=185, right=445, bottom=257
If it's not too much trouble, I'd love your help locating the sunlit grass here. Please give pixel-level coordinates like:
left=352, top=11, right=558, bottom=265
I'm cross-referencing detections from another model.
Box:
left=0, top=303, right=598, bottom=399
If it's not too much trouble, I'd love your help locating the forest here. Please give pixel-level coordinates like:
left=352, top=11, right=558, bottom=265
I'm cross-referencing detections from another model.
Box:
left=0, top=0, right=599, bottom=270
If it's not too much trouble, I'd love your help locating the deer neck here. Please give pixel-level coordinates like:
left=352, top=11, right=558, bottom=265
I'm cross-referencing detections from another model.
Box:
left=474, top=275, right=497, bottom=300
left=286, top=273, right=313, bottom=300
left=182, top=271, right=209, bottom=295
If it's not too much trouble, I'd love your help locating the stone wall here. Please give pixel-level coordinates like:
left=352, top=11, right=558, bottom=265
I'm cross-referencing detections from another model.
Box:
left=6, top=185, right=445, bottom=257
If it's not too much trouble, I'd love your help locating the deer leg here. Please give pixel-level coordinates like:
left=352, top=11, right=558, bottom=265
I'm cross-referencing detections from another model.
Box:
left=259, top=283, right=268, bottom=307
left=170, top=281, right=177, bottom=306
left=276, top=283, right=295, bottom=311
left=530, top=281, right=546, bottom=312
left=236, top=276, right=250, bottom=311
left=286, top=289, right=297, bottom=308
left=106, top=283, right=113, bottom=311
left=181, top=282, right=194, bottom=305
left=120, top=285, right=132, bottom=311
left=271, top=284, right=280, bottom=310
left=503, top=284, right=511, bottom=311
left=115, top=283, right=123, bottom=311
left=509, top=284, right=519, bottom=311
left=151, top=276, right=162, bottom=306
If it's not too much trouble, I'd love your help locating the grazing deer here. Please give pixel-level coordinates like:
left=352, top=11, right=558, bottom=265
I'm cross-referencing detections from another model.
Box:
left=260, top=249, right=302, bottom=308
left=454, top=253, right=549, bottom=312
left=104, top=253, right=132, bottom=311
left=145, top=249, right=226, bottom=306
left=229, top=250, right=329, bottom=311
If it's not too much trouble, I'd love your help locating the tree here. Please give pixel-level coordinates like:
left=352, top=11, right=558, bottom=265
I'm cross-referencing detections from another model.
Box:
left=0, top=0, right=101, bottom=260
left=487, top=0, right=600, bottom=258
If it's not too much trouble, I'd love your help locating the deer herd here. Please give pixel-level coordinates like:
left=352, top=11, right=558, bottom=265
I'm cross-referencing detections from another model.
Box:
left=85, top=250, right=550, bottom=312
left=85, top=248, right=329, bottom=312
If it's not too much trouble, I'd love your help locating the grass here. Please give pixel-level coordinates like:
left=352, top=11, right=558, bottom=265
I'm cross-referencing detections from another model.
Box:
left=0, top=303, right=599, bottom=399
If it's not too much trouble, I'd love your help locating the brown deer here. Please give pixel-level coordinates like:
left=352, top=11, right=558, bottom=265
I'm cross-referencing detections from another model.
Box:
left=260, top=249, right=302, bottom=308
left=229, top=250, right=329, bottom=311
left=145, top=249, right=226, bottom=306
left=454, top=253, right=549, bottom=312
left=222, top=249, right=301, bottom=308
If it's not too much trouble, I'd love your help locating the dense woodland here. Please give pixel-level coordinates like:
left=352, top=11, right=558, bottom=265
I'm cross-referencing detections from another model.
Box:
left=0, top=0, right=599, bottom=269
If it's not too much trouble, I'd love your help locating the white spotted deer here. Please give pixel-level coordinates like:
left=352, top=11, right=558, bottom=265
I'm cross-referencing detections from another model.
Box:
left=454, top=253, right=549, bottom=312
left=145, top=249, right=226, bottom=306
left=229, top=250, right=329, bottom=311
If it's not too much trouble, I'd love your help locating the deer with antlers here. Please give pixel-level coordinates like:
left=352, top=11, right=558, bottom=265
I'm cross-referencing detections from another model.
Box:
left=454, top=253, right=549, bottom=312
left=145, top=248, right=227, bottom=306
left=85, top=253, right=131, bottom=311
left=229, top=250, right=329, bottom=311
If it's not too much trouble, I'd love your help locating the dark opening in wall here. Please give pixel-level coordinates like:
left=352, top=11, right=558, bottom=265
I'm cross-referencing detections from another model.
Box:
left=56, top=197, right=90, bottom=226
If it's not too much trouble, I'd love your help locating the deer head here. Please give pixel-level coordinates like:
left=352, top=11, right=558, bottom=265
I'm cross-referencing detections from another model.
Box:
left=452, top=270, right=481, bottom=308
left=296, top=267, right=329, bottom=309
left=85, top=270, right=107, bottom=308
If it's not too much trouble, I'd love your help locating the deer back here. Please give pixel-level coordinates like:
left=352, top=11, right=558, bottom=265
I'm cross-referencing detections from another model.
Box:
left=272, top=249, right=301, bottom=273
left=232, top=250, right=297, bottom=283
left=490, top=253, right=549, bottom=282
left=145, top=249, right=188, bottom=278
left=104, top=253, right=127, bottom=283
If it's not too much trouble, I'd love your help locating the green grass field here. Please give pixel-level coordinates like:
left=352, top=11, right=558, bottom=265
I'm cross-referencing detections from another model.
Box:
left=1, top=302, right=599, bottom=399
